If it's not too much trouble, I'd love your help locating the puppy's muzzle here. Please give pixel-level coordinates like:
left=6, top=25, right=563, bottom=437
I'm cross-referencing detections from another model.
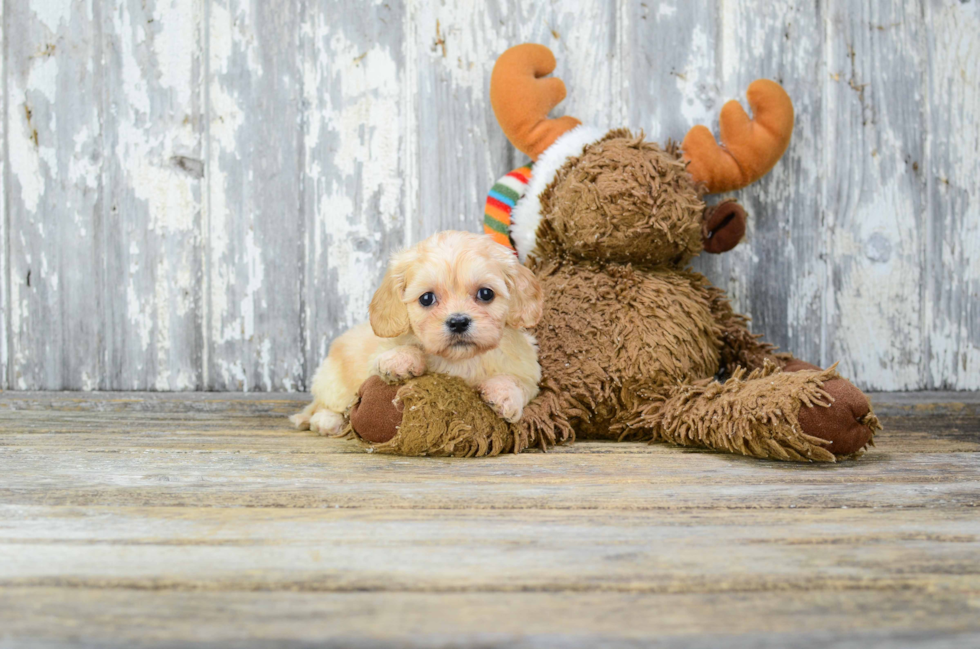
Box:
left=446, top=314, right=472, bottom=334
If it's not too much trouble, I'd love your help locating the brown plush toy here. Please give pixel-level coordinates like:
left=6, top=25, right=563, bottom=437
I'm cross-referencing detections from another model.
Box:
left=344, top=44, right=880, bottom=461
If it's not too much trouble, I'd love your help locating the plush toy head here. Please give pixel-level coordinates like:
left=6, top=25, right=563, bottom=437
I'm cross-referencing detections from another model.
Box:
left=489, top=44, right=793, bottom=266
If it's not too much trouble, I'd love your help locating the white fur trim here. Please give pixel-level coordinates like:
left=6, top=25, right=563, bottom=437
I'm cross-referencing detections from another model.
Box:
left=510, top=125, right=607, bottom=262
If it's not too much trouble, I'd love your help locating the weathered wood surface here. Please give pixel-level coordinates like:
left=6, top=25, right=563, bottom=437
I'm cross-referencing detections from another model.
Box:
left=2, top=0, right=979, bottom=391
left=6, top=0, right=105, bottom=390
left=105, top=0, right=205, bottom=391
left=1, top=590, right=977, bottom=649
left=1, top=0, right=6, bottom=391
left=0, top=392, right=978, bottom=647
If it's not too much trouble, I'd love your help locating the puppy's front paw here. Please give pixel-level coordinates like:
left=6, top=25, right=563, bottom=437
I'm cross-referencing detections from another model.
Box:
left=478, top=376, right=526, bottom=423
left=309, top=409, right=345, bottom=437
left=289, top=410, right=312, bottom=431
left=377, top=347, right=426, bottom=382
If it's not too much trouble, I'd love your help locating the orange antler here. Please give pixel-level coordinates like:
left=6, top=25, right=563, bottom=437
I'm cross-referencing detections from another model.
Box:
left=682, top=80, right=794, bottom=193
left=490, top=44, right=581, bottom=161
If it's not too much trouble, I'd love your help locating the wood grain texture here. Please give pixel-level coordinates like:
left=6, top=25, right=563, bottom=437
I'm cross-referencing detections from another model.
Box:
left=923, top=0, right=980, bottom=389
left=102, top=0, right=205, bottom=390
left=0, top=392, right=978, bottom=646
left=1, top=393, right=978, bottom=512
left=3, top=506, right=980, bottom=592
left=1, top=0, right=7, bottom=390
left=6, top=1, right=105, bottom=389
left=1, top=589, right=977, bottom=649
left=206, top=0, right=304, bottom=391
left=824, top=1, right=927, bottom=391
left=1, top=0, right=979, bottom=391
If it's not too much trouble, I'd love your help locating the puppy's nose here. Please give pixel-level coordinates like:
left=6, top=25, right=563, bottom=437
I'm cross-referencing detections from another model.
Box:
left=446, top=314, right=471, bottom=334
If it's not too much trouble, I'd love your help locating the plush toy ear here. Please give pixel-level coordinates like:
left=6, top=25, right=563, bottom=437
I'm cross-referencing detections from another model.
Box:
left=702, top=200, right=747, bottom=254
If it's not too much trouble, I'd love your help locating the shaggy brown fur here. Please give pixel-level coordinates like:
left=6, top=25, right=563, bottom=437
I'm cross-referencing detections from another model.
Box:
left=639, top=361, right=880, bottom=461
left=343, top=374, right=573, bottom=457
left=347, top=132, right=880, bottom=462
left=528, top=261, right=722, bottom=440
left=536, top=135, right=704, bottom=267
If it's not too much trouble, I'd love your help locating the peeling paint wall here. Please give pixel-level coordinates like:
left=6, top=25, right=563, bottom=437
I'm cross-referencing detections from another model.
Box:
left=2, top=0, right=978, bottom=391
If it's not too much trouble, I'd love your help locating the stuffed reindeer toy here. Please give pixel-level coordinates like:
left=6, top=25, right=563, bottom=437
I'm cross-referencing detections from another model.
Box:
left=342, top=44, right=880, bottom=461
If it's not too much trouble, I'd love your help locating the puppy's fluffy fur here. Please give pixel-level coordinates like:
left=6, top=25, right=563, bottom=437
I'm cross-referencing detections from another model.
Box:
left=291, top=231, right=544, bottom=435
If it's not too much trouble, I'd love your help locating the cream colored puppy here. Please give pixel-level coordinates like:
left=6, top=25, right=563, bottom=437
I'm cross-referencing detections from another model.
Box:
left=291, top=231, right=544, bottom=435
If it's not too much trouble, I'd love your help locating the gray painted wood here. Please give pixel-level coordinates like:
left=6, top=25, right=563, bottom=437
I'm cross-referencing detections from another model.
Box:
left=6, top=1, right=105, bottom=389
left=206, top=0, right=305, bottom=391
left=1, top=0, right=7, bottom=390
left=924, top=0, right=980, bottom=390
left=102, top=0, right=205, bottom=390
left=823, top=1, right=927, bottom=391
left=1, top=0, right=978, bottom=391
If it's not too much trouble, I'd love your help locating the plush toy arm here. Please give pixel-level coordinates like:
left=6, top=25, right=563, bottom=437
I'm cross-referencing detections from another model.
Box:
left=346, top=374, right=572, bottom=457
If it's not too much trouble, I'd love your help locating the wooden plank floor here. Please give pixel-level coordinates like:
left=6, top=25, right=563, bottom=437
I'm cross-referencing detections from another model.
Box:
left=1, top=392, right=978, bottom=648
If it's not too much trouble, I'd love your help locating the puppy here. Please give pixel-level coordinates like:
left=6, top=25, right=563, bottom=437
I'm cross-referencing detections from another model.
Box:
left=291, top=231, right=544, bottom=436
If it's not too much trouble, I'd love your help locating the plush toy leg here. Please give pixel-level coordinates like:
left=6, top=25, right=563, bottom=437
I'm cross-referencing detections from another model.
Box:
left=637, top=361, right=879, bottom=462
left=345, top=374, right=573, bottom=457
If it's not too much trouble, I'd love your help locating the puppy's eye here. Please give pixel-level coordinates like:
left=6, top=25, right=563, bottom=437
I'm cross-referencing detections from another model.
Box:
left=418, top=292, right=436, bottom=307
left=476, top=287, right=495, bottom=303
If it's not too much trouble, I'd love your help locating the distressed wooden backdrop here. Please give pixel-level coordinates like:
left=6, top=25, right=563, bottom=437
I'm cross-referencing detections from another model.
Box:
left=1, top=0, right=977, bottom=392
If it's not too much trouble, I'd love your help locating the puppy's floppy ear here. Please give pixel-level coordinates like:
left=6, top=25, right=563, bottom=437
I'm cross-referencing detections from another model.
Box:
left=504, top=259, right=544, bottom=329
left=369, top=255, right=411, bottom=338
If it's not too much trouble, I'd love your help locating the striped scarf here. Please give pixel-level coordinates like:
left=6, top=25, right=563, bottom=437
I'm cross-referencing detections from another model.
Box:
left=483, top=163, right=532, bottom=252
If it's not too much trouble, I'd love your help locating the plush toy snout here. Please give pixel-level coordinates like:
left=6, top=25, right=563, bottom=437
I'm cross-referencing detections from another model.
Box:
left=701, top=200, right=747, bottom=254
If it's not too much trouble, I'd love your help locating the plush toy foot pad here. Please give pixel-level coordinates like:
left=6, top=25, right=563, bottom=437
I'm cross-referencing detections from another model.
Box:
left=785, top=360, right=879, bottom=456
left=798, top=377, right=877, bottom=456
left=349, top=375, right=403, bottom=443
